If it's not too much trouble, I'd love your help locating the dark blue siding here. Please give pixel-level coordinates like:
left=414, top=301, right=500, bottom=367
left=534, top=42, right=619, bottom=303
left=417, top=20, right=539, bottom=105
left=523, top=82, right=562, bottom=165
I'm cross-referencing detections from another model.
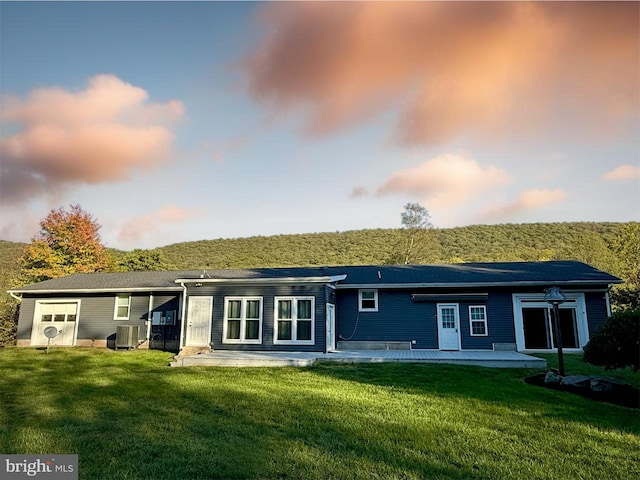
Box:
left=336, top=289, right=517, bottom=350
left=585, top=291, right=610, bottom=336
left=336, top=290, right=438, bottom=349
left=185, top=284, right=328, bottom=352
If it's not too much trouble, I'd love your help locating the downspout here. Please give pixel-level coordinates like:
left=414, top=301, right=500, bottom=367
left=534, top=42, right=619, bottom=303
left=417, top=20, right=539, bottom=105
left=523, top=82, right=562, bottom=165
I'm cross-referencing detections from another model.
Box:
left=146, top=293, right=154, bottom=343
left=605, top=286, right=612, bottom=318
left=178, top=282, right=188, bottom=350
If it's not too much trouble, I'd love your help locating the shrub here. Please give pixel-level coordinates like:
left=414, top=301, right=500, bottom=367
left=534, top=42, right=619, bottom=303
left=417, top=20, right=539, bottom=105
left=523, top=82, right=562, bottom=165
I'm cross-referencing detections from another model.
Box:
left=583, top=310, right=640, bottom=371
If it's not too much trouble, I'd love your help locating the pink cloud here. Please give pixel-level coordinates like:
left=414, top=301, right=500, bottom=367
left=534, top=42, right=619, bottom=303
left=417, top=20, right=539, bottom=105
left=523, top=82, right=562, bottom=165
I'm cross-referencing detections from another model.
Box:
left=117, top=205, right=200, bottom=246
left=479, top=188, right=567, bottom=222
left=603, top=164, right=640, bottom=181
left=1, top=75, right=184, bottom=205
left=376, top=154, right=511, bottom=208
left=244, top=2, right=639, bottom=145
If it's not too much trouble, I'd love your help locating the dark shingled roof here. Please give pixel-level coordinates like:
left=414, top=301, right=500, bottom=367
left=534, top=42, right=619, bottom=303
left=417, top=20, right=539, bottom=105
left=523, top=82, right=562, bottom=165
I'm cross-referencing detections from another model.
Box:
left=8, top=261, right=621, bottom=293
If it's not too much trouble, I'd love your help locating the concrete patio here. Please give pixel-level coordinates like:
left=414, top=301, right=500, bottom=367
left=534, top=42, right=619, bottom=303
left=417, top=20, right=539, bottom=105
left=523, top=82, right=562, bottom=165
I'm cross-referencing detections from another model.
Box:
left=170, top=349, right=547, bottom=368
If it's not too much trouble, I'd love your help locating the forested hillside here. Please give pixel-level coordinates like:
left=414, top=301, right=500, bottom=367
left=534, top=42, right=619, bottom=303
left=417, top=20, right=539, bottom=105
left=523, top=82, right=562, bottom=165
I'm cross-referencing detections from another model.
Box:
left=157, top=222, right=631, bottom=275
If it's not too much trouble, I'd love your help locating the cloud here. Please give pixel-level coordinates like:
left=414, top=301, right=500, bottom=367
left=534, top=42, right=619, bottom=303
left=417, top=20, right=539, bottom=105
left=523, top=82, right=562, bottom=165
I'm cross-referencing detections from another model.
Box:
left=479, top=188, right=566, bottom=222
left=117, top=205, right=200, bottom=246
left=350, top=186, right=368, bottom=199
left=244, top=2, right=639, bottom=145
left=603, top=164, right=640, bottom=181
left=1, top=74, right=184, bottom=205
left=376, top=154, right=511, bottom=208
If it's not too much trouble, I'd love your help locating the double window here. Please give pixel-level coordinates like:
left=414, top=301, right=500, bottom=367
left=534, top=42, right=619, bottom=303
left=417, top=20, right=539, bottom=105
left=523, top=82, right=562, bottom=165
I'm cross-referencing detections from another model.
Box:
left=469, top=306, right=488, bottom=336
left=274, top=297, right=314, bottom=345
left=114, top=294, right=131, bottom=320
left=223, top=297, right=263, bottom=344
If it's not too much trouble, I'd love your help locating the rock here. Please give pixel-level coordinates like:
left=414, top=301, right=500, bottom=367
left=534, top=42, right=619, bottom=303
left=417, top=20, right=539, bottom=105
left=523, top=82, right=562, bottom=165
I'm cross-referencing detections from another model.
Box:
left=589, top=377, right=628, bottom=393
left=560, top=375, right=592, bottom=388
left=544, top=371, right=563, bottom=385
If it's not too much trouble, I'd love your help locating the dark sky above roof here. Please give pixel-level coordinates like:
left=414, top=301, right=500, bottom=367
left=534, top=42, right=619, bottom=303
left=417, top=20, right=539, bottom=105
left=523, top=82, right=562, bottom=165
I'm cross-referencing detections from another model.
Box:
left=9, top=261, right=621, bottom=293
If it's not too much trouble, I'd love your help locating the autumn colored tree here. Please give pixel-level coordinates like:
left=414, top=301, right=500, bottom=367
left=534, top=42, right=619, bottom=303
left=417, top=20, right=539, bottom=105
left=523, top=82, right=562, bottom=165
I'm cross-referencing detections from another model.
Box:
left=19, top=205, right=112, bottom=283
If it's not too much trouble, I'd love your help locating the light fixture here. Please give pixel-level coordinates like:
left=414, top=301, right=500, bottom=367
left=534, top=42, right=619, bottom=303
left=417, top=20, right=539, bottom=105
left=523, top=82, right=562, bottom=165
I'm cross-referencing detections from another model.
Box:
left=545, top=286, right=567, bottom=376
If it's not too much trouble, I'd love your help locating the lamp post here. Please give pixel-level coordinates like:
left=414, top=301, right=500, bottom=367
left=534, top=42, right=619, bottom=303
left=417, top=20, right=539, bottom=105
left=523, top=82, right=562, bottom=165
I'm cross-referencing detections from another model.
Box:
left=545, top=286, right=567, bottom=376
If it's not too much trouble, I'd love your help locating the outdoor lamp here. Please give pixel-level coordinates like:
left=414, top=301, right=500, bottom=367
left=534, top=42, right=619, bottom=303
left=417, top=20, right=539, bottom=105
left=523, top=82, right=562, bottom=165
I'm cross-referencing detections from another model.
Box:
left=545, top=286, right=567, bottom=376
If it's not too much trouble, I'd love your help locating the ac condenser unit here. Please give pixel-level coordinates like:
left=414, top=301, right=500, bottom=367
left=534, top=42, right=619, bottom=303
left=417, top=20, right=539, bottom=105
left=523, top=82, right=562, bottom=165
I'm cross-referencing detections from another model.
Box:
left=116, top=325, right=140, bottom=350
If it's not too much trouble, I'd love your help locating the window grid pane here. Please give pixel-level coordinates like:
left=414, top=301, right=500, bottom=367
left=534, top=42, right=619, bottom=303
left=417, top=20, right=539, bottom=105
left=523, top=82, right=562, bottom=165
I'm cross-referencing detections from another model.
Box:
left=471, top=322, right=486, bottom=335
left=297, top=300, right=312, bottom=319
left=227, top=320, right=241, bottom=339
left=278, top=300, right=292, bottom=319
left=246, top=300, right=260, bottom=319
left=228, top=300, right=241, bottom=319
left=245, top=319, right=259, bottom=340
left=278, top=320, right=292, bottom=340
left=297, top=320, right=312, bottom=341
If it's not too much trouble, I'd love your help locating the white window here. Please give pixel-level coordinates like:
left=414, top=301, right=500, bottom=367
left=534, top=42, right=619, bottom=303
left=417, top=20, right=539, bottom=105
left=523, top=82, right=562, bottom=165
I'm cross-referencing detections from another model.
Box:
left=358, top=289, right=378, bottom=312
left=469, top=306, right=488, bottom=336
left=223, top=297, right=263, bottom=344
left=40, top=302, right=78, bottom=323
left=274, top=297, right=315, bottom=345
left=114, top=294, right=131, bottom=320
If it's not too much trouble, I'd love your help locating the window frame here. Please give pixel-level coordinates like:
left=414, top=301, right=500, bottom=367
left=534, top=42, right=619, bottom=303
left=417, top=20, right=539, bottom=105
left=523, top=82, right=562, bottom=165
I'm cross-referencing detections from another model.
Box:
left=358, top=289, right=378, bottom=312
left=113, top=294, right=131, bottom=320
left=222, top=296, right=263, bottom=344
left=274, top=296, right=315, bottom=345
left=468, top=305, right=488, bottom=337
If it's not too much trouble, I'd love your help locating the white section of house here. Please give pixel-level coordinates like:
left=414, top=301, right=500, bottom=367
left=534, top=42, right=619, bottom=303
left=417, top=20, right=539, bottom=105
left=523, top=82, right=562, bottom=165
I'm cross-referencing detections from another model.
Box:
left=512, top=292, right=589, bottom=352
left=326, top=303, right=336, bottom=352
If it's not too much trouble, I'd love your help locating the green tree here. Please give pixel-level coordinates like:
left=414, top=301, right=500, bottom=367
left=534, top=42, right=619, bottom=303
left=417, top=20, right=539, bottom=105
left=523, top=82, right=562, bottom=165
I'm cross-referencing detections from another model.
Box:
left=19, top=204, right=112, bottom=283
left=609, top=223, right=640, bottom=312
left=113, top=249, right=174, bottom=272
left=388, top=203, right=441, bottom=264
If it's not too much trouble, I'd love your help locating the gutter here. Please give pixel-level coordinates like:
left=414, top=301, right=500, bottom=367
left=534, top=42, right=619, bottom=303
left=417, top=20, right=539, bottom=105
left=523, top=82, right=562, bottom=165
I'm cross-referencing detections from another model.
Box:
left=8, top=291, right=21, bottom=302
left=7, top=286, right=183, bottom=294
left=174, top=275, right=347, bottom=285
left=335, top=279, right=623, bottom=289
left=178, top=281, right=188, bottom=350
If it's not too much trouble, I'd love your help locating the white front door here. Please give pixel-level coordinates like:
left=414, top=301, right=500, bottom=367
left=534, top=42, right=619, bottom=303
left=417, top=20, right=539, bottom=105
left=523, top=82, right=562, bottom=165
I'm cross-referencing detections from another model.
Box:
left=326, top=304, right=336, bottom=352
left=185, top=297, right=213, bottom=347
left=437, top=304, right=460, bottom=350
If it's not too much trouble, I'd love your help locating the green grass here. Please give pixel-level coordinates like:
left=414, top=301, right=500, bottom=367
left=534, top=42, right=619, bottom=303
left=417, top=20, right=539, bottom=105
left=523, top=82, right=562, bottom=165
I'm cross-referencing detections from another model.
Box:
left=1, top=349, right=638, bottom=479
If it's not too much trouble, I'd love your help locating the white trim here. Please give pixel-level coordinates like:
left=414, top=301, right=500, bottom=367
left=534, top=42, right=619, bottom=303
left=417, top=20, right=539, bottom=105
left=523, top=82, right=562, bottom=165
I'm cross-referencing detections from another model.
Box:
left=358, top=289, right=378, bottom=312
left=222, top=297, right=263, bottom=344
left=325, top=303, right=336, bottom=352
left=113, top=294, right=131, bottom=320
left=274, top=296, right=315, bottom=345
left=31, top=299, right=81, bottom=346
left=336, top=280, right=621, bottom=290
left=512, top=292, right=588, bottom=352
left=437, top=303, right=461, bottom=351
left=468, top=305, right=488, bottom=337
left=175, top=275, right=346, bottom=285
left=605, top=290, right=612, bottom=317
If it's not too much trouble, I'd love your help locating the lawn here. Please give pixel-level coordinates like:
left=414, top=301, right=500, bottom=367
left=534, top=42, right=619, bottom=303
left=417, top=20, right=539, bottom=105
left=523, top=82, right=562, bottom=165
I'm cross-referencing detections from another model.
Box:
left=0, top=348, right=638, bottom=480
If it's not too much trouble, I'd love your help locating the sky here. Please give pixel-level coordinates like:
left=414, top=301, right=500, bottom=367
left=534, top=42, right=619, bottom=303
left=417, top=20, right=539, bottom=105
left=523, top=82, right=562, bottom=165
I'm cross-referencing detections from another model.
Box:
left=1, top=1, right=638, bottom=250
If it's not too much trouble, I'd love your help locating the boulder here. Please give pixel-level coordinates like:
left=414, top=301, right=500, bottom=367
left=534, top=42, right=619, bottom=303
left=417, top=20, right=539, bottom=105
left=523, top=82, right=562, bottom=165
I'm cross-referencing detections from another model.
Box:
left=561, top=375, right=592, bottom=388
left=544, top=371, right=563, bottom=385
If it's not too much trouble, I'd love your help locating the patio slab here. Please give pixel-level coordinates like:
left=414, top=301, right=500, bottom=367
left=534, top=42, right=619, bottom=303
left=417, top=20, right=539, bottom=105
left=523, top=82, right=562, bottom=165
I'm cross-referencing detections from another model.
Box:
left=170, top=349, right=546, bottom=368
